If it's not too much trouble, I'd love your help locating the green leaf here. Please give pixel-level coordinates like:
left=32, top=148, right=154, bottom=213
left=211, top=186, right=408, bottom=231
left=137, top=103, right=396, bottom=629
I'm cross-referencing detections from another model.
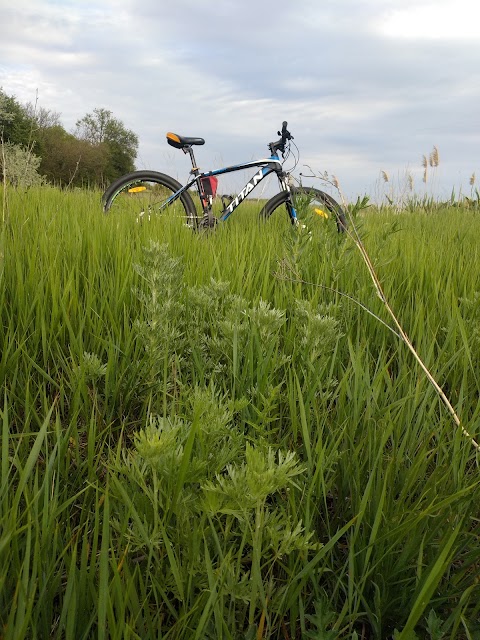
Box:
left=396, top=521, right=463, bottom=639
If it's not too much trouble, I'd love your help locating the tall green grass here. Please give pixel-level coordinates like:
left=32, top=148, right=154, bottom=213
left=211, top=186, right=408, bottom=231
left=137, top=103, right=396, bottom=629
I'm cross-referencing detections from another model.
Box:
left=1, top=186, right=480, bottom=639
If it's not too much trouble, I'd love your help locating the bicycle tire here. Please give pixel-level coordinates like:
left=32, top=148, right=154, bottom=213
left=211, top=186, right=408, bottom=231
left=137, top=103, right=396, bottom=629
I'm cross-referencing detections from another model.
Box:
left=260, top=187, right=348, bottom=232
left=102, top=170, right=198, bottom=227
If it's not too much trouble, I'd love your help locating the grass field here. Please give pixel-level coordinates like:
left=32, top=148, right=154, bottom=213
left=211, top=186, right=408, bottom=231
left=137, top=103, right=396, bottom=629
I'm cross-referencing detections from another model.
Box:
left=1, top=186, right=480, bottom=639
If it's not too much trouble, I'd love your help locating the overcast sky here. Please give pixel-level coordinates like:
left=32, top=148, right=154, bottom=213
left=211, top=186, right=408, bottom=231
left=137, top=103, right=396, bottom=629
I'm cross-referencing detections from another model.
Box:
left=1, top=0, right=479, bottom=201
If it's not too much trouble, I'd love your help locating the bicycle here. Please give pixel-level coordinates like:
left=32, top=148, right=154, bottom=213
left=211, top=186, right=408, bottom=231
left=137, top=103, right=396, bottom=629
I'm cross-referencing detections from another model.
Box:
left=102, top=122, right=348, bottom=232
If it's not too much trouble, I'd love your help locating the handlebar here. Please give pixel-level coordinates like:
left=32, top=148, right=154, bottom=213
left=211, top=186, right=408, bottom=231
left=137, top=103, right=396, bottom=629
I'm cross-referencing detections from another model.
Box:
left=268, top=121, right=293, bottom=156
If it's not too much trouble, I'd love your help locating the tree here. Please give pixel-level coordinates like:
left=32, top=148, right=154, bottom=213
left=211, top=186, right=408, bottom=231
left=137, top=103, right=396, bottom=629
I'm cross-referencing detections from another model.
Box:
left=0, top=91, right=140, bottom=188
left=0, top=89, right=44, bottom=187
left=75, top=108, right=138, bottom=181
left=23, top=101, right=62, bottom=131
left=36, top=125, right=109, bottom=188
left=21, top=101, right=63, bottom=163
left=0, top=88, right=34, bottom=147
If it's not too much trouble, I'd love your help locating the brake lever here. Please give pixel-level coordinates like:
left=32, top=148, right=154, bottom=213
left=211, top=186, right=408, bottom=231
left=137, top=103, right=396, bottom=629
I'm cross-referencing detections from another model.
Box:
left=268, top=122, right=293, bottom=155
left=278, top=122, right=294, bottom=141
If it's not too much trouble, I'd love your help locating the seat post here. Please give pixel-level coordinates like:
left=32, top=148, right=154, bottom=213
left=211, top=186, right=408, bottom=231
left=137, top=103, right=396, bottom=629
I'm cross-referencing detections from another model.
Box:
left=185, top=146, right=200, bottom=175
left=184, top=144, right=209, bottom=213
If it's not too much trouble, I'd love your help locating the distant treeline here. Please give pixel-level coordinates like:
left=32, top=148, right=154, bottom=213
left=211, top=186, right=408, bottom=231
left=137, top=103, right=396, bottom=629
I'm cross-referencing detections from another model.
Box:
left=0, top=88, right=138, bottom=188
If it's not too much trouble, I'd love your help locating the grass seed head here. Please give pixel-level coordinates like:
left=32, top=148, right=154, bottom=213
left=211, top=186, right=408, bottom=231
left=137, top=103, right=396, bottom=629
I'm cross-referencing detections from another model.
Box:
left=429, top=146, right=440, bottom=168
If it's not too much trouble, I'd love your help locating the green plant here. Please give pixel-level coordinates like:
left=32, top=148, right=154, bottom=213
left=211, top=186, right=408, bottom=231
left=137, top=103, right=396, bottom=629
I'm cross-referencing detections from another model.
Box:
left=1, top=188, right=480, bottom=638
left=0, top=141, right=44, bottom=187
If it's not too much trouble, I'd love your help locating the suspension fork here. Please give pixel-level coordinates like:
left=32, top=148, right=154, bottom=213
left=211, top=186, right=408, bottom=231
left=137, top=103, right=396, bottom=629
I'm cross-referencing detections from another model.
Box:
left=278, top=172, right=298, bottom=225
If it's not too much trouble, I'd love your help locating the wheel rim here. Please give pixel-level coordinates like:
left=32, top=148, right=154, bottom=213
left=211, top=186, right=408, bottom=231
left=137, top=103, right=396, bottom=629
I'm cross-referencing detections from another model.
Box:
left=292, top=188, right=347, bottom=231
left=106, top=178, right=196, bottom=224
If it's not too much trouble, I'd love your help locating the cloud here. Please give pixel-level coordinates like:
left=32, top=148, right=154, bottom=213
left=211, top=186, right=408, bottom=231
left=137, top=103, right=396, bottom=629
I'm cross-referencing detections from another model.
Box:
left=0, top=0, right=479, bottom=200
left=377, top=0, right=480, bottom=39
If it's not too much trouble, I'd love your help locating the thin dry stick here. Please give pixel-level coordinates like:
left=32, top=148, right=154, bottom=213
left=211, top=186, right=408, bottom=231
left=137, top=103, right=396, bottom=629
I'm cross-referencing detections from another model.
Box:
left=1, top=132, right=7, bottom=224
left=66, top=156, right=82, bottom=189
left=342, top=194, right=480, bottom=452
left=25, top=90, right=39, bottom=168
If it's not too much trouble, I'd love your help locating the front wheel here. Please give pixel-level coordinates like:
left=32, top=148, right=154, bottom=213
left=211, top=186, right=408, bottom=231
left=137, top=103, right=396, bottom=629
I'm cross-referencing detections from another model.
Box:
left=260, top=187, right=348, bottom=233
left=102, top=170, right=198, bottom=227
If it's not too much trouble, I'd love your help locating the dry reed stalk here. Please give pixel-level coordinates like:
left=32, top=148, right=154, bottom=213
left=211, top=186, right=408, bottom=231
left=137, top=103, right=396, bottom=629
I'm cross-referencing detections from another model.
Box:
left=346, top=218, right=480, bottom=451
left=421, top=154, right=428, bottom=183
left=1, top=132, right=7, bottom=224
left=429, top=145, right=440, bottom=168
left=407, top=172, right=414, bottom=192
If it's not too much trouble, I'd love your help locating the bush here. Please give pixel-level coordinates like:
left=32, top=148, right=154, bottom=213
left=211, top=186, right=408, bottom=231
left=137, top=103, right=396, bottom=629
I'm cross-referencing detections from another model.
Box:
left=0, top=142, right=44, bottom=187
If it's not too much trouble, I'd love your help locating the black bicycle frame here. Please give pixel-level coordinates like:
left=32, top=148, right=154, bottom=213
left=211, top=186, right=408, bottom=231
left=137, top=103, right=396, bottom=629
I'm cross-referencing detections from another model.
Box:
left=164, top=153, right=297, bottom=223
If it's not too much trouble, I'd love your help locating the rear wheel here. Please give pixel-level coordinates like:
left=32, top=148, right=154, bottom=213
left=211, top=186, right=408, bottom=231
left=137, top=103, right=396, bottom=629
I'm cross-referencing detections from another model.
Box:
left=102, top=170, right=198, bottom=227
left=261, top=187, right=348, bottom=232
